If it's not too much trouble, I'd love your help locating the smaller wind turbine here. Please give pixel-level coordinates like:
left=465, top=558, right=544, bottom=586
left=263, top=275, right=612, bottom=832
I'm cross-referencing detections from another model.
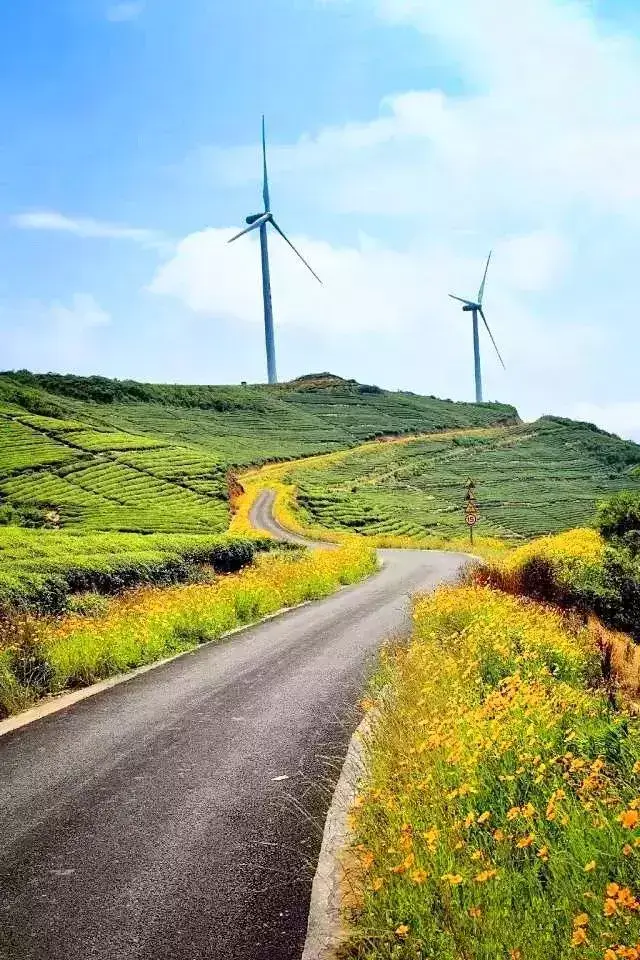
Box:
left=450, top=252, right=506, bottom=403
left=228, top=117, right=322, bottom=385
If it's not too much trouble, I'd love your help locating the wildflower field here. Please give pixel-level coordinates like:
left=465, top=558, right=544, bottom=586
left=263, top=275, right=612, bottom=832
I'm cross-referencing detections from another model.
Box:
left=0, top=540, right=378, bottom=717
left=348, top=586, right=640, bottom=960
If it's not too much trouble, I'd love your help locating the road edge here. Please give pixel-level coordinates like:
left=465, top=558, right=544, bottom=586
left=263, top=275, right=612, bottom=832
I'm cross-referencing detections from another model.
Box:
left=302, top=707, right=377, bottom=960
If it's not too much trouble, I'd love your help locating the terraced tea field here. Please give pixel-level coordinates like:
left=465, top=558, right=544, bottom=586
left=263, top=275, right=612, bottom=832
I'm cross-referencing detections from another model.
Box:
left=286, top=418, right=640, bottom=540
left=0, top=371, right=516, bottom=607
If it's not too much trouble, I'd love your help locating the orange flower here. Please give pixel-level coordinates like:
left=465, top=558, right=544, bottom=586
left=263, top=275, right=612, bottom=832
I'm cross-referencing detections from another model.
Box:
left=411, top=869, right=428, bottom=885
left=395, top=924, right=410, bottom=939
left=371, top=877, right=384, bottom=892
left=441, top=873, right=464, bottom=885
left=475, top=869, right=498, bottom=883
left=619, top=810, right=640, bottom=829
left=477, top=811, right=491, bottom=825
left=616, top=887, right=640, bottom=911
left=469, top=906, right=482, bottom=919
left=571, top=927, right=588, bottom=947
left=604, top=898, right=618, bottom=917
left=607, top=883, right=620, bottom=897
left=516, top=834, right=535, bottom=849
left=537, top=846, right=549, bottom=862
left=494, top=829, right=507, bottom=842
left=604, top=951, right=617, bottom=960
left=510, top=951, right=522, bottom=960
left=573, top=914, right=589, bottom=928
left=624, top=844, right=634, bottom=856
left=507, top=806, right=520, bottom=821
left=359, top=851, right=375, bottom=871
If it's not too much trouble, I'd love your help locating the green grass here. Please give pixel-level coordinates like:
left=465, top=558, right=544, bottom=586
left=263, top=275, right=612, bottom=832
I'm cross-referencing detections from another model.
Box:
left=0, top=370, right=516, bottom=606
left=0, top=527, right=269, bottom=614
left=285, top=418, right=640, bottom=541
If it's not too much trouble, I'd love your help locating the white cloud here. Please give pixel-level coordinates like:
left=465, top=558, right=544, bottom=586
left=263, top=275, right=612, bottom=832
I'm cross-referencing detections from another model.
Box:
left=149, top=224, right=598, bottom=418
left=106, top=2, right=144, bottom=22
left=12, top=211, right=169, bottom=251
left=49, top=294, right=111, bottom=331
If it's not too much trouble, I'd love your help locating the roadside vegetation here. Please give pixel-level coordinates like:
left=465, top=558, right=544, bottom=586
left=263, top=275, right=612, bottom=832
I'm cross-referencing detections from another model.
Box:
left=0, top=540, right=377, bottom=718
left=348, top=585, right=640, bottom=960
left=476, top=493, right=640, bottom=641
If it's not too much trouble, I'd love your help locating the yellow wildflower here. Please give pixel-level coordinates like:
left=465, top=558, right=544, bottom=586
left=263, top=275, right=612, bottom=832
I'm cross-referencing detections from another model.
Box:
left=395, top=924, right=410, bottom=939
left=474, top=869, right=498, bottom=883
left=516, top=834, right=535, bottom=849
left=584, top=860, right=597, bottom=873
left=441, top=873, right=464, bottom=885
left=571, top=927, right=588, bottom=947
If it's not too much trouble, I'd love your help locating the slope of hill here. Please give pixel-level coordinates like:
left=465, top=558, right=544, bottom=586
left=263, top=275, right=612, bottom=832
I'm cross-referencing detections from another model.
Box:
left=0, top=372, right=517, bottom=535
left=0, top=371, right=517, bottom=608
left=285, top=417, right=640, bottom=540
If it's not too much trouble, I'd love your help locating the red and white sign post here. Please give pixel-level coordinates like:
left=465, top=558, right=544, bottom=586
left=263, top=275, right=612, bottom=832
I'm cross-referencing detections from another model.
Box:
left=464, top=479, right=479, bottom=545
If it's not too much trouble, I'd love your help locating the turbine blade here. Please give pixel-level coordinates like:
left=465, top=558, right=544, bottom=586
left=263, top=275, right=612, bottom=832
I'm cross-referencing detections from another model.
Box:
left=449, top=294, right=475, bottom=306
left=479, top=307, right=506, bottom=370
left=262, top=116, right=271, bottom=213
left=477, top=250, right=492, bottom=306
left=227, top=213, right=270, bottom=243
left=270, top=219, right=322, bottom=284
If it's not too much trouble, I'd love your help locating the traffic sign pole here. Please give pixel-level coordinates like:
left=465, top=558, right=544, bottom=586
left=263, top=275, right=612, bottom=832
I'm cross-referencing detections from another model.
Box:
left=464, top=479, right=479, bottom=547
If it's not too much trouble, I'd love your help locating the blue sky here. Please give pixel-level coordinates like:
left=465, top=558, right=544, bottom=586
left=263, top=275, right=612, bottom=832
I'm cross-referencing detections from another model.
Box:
left=3, top=0, right=640, bottom=437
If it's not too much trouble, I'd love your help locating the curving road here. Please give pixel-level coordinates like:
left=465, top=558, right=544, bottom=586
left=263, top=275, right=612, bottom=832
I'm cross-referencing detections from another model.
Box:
left=0, top=492, right=467, bottom=960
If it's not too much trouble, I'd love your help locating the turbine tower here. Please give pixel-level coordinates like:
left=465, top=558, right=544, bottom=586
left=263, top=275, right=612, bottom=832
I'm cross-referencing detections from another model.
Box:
left=228, top=117, right=322, bottom=385
left=450, top=252, right=506, bottom=403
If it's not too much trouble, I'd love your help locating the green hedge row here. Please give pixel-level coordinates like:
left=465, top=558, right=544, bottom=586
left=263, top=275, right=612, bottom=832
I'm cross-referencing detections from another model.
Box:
left=0, top=532, right=274, bottom=616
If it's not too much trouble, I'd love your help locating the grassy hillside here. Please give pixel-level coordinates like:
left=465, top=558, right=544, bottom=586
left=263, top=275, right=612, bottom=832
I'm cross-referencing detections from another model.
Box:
left=0, top=371, right=516, bottom=608
left=0, top=371, right=517, bottom=535
left=286, top=417, right=640, bottom=540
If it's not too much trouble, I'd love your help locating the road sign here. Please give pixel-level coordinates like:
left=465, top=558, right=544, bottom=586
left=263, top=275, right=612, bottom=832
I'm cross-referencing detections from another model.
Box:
left=466, top=513, right=478, bottom=526
left=465, top=502, right=478, bottom=514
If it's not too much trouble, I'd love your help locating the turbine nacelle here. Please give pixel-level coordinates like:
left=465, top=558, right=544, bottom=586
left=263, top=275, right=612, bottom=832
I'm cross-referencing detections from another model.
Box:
left=245, top=213, right=266, bottom=225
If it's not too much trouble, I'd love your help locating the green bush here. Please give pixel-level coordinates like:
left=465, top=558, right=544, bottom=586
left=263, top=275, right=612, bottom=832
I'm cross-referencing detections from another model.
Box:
left=597, top=490, right=640, bottom=551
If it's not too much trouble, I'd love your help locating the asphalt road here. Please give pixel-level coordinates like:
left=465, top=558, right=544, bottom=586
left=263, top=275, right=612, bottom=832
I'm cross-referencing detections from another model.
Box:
left=0, top=492, right=467, bottom=960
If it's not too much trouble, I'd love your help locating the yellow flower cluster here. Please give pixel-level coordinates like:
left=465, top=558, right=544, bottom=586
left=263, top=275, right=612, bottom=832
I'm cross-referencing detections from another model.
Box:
left=349, top=585, right=640, bottom=960
left=43, top=542, right=377, bottom=690
left=507, top=527, right=605, bottom=569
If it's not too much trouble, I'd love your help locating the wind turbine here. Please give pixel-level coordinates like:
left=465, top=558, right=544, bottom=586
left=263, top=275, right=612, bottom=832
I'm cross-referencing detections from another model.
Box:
left=449, top=252, right=506, bottom=403
left=228, top=117, right=322, bottom=385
